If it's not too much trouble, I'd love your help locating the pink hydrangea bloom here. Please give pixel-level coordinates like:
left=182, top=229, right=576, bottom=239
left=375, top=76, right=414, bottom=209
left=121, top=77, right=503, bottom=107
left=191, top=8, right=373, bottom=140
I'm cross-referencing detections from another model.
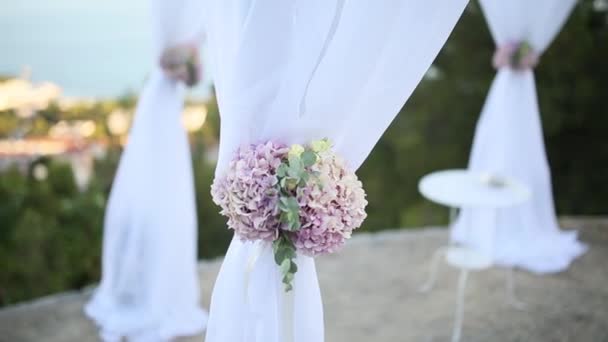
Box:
left=293, top=151, right=367, bottom=256
left=212, top=140, right=368, bottom=257
left=211, top=141, right=289, bottom=242
left=492, top=41, right=539, bottom=70
left=159, top=44, right=201, bottom=87
left=492, top=42, right=518, bottom=69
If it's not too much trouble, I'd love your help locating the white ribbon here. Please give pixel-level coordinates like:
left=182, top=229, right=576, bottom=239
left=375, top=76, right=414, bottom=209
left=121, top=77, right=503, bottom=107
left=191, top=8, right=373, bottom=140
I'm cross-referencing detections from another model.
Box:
left=243, top=242, right=268, bottom=303
left=243, top=242, right=295, bottom=342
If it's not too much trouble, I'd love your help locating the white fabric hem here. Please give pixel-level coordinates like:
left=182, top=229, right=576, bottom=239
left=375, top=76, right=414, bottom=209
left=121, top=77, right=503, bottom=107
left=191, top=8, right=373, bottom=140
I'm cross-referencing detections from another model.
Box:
left=451, top=226, right=587, bottom=274
left=85, top=290, right=208, bottom=342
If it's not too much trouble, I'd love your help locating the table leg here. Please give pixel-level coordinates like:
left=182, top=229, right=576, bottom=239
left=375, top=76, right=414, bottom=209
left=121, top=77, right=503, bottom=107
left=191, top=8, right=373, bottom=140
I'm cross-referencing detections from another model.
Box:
left=419, top=206, right=456, bottom=293
left=418, top=246, right=448, bottom=293
left=505, top=267, right=527, bottom=310
left=451, top=269, right=469, bottom=342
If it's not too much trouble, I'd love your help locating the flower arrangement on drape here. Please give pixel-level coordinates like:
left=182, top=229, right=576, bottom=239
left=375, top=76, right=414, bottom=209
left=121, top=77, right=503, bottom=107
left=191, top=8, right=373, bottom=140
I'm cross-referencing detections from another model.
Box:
left=452, top=0, right=587, bottom=273
left=201, top=1, right=468, bottom=341
left=85, top=0, right=208, bottom=340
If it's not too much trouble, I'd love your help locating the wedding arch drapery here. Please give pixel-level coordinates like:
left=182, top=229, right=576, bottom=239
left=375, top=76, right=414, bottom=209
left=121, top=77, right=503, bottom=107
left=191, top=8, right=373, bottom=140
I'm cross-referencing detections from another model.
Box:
left=85, top=0, right=208, bottom=340
left=451, top=0, right=587, bottom=273
left=202, top=1, right=468, bottom=341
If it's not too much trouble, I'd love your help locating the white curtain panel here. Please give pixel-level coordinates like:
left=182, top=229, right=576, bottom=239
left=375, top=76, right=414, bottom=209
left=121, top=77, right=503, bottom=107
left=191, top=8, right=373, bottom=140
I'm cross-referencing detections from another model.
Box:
left=85, top=0, right=208, bottom=340
left=203, top=1, right=468, bottom=341
left=452, top=0, right=587, bottom=273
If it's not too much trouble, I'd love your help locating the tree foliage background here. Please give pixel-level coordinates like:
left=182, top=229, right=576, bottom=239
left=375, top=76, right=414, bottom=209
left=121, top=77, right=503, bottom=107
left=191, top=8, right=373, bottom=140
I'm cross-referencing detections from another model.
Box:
left=0, top=0, right=606, bottom=305
left=358, top=0, right=608, bottom=230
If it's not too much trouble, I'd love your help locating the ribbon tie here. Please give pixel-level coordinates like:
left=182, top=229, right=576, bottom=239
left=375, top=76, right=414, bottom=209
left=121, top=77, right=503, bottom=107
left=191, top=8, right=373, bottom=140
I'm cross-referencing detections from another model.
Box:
left=159, top=44, right=201, bottom=87
left=492, top=41, right=539, bottom=71
left=244, top=242, right=295, bottom=342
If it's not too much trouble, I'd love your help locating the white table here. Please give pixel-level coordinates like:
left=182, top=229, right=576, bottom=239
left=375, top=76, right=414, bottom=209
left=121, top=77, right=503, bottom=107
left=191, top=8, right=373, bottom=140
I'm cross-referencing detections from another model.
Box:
left=418, top=169, right=531, bottom=342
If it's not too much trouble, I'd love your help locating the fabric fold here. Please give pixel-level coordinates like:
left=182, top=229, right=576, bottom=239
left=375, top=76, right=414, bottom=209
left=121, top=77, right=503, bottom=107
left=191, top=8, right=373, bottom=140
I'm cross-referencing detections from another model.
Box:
left=204, top=1, right=468, bottom=341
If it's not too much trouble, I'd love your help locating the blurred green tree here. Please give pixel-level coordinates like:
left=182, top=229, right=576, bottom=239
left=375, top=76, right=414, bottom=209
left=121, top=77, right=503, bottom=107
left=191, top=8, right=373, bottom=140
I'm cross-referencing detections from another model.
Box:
left=358, top=0, right=608, bottom=232
left=0, top=162, right=104, bottom=305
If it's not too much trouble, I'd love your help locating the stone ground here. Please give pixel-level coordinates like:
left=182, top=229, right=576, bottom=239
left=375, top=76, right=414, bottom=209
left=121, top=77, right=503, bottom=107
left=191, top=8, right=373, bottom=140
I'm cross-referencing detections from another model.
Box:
left=1, top=217, right=607, bottom=342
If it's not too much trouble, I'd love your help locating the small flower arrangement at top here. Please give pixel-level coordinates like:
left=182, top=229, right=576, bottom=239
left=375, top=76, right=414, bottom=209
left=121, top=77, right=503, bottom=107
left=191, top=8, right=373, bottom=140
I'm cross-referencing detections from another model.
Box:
left=211, top=138, right=367, bottom=291
left=492, top=41, right=539, bottom=71
left=159, top=44, right=201, bottom=87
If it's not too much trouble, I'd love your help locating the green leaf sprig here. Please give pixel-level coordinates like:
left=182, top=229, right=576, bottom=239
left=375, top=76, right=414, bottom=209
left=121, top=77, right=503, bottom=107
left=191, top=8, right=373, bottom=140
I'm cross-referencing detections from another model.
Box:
left=273, top=235, right=298, bottom=292
left=272, top=139, right=330, bottom=291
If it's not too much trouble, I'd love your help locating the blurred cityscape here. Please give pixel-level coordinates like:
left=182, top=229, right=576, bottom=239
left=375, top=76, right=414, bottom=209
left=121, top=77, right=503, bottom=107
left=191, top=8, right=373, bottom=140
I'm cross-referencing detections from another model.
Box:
left=0, top=71, right=213, bottom=189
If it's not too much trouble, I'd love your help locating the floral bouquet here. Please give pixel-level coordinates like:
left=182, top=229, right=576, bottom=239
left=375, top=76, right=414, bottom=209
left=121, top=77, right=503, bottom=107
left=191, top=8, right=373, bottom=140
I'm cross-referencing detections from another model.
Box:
left=159, top=44, right=201, bottom=87
left=211, top=139, right=367, bottom=291
left=492, top=41, right=539, bottom=70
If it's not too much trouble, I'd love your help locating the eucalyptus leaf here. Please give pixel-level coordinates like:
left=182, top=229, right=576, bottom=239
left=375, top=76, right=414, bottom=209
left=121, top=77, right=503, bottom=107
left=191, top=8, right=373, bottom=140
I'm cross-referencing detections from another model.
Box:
left=280, top=211, right=290, bottom=223
left=271, top=237, right=298, bottom=291
left=284, top=246, right=296, bottom=260
left=274, top=247, right=288, bottom=265
left=284, top=272, right=294, bottom=283
left=290, top=219, right=301, bottom=231
left=301, top=151, right=317, bottom=167
left=273, top=237, right=297, bottom=265
left=280, top=258, right=291, bottom=274
left=272, top=239, right=281, bottom=253
left=285, top=211, right=293, bottom=221
left=278, top=197, right=289, bottom=211
left=277, top=250, right=295, bottom=266
left=290, top=260, right=298, bottom=273
left=284, top=248, right=296, bottom=260
left=288, top=155, right=302, bottom=167
left=285, top=177, right=299, bottom=190
left=288, top=156, right=304, bottom=177
left=277, top=163, right=288, bottom=177
left=285, top=197, right=299, bottom=211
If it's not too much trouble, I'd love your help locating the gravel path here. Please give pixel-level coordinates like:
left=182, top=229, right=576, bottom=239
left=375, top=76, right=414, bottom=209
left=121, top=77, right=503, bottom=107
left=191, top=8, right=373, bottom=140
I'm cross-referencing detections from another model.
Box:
left=1, top=218, right=607, bottom=342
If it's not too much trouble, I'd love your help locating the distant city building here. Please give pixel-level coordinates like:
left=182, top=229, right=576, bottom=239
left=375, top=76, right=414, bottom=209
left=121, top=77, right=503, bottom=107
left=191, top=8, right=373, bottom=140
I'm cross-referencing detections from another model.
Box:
left=0, top=75, right=212, bottom=188
left=0, top=76, right=61, bottom=118
left=0, top=137, right=107, bottom=190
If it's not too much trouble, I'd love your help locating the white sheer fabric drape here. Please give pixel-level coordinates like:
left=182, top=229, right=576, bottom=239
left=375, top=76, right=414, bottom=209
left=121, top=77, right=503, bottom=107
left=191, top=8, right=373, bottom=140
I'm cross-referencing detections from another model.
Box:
left=203, top=1, right=468, bottom=341
left=452, top=0, right=587, bottom=273
left=85, top=0, right=208, bottom=340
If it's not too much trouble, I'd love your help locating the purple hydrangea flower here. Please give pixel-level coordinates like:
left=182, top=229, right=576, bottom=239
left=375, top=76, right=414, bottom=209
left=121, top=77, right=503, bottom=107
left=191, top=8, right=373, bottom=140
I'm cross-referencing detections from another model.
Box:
left=292, top=151, right=367, bottom=256
left=211, top=141, right=288, bottom=242
left=212, top=140, right=368, bottom=257
left=492, top=41, right=539, bottom=70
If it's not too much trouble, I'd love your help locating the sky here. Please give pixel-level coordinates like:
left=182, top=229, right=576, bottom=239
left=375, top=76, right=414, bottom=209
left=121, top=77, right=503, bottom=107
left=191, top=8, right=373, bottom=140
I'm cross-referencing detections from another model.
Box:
left=0, top=0, right=207, bottom=99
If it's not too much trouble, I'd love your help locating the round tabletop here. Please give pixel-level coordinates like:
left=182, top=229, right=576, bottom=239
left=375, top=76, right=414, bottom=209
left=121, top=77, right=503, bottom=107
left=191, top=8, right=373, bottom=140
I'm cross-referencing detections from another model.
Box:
left=418, top=169, right=531, bottom=209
